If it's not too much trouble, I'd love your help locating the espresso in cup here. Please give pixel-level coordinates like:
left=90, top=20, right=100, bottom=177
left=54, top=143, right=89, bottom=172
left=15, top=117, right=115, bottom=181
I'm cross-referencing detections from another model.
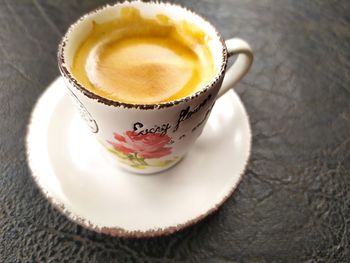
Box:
left=59, top=1, right=253, bottom=174
left=71, top=7, right=215, bottom=104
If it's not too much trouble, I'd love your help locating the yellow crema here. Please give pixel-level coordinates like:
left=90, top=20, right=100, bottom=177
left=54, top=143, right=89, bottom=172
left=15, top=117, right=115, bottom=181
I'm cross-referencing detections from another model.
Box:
left=72, top=7, right=214, bottom=104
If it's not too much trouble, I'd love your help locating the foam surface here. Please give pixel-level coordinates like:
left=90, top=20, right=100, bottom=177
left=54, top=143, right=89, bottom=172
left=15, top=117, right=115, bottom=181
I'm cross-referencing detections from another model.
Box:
left=86, top=37, right=198, bottom=103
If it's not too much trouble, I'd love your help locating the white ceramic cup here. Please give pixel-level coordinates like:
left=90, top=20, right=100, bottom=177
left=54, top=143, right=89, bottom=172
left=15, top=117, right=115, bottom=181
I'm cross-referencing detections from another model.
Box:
left=58, top=1, right=253, bottom=174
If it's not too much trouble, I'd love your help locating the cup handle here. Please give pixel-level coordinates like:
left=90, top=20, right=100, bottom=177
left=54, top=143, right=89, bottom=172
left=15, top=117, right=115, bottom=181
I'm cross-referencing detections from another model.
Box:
left=217, top=38, right=253, bottom=98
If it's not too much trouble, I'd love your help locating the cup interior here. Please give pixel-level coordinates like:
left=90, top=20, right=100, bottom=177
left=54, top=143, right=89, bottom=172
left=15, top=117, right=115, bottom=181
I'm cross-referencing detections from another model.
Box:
left=59, top=1, right=227, bottom=105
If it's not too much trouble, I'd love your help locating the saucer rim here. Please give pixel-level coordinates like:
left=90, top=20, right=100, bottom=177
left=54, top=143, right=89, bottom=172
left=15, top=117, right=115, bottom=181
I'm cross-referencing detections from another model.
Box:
left=25, top=77, right=251, bottom=238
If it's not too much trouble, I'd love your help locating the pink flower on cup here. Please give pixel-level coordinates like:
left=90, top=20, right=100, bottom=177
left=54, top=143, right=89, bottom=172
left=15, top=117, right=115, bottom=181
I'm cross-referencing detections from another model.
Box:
left=107, top=131, right=172, bottom=159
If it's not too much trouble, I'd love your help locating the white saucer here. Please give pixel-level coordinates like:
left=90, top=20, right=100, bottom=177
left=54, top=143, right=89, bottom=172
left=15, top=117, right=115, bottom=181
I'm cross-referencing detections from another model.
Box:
left=26, top=77, right=251, bottom=237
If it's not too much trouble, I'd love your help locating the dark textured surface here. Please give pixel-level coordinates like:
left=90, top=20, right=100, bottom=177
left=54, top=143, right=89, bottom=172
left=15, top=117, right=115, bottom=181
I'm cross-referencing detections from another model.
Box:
left=1, top=0, right=350, bottom=262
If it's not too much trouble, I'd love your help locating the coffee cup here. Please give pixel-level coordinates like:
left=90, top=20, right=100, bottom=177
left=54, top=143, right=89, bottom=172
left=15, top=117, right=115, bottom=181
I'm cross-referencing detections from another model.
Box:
left=58, top=1, right=253, bottom=174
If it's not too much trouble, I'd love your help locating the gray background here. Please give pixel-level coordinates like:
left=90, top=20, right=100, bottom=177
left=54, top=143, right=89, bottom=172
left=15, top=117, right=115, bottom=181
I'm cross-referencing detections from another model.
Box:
left=0, top=0, right=349, bottom=262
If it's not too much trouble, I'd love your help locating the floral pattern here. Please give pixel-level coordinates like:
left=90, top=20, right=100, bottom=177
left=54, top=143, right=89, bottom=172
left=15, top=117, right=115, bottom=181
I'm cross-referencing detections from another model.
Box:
left=106, top=131, right=178, bottom=169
